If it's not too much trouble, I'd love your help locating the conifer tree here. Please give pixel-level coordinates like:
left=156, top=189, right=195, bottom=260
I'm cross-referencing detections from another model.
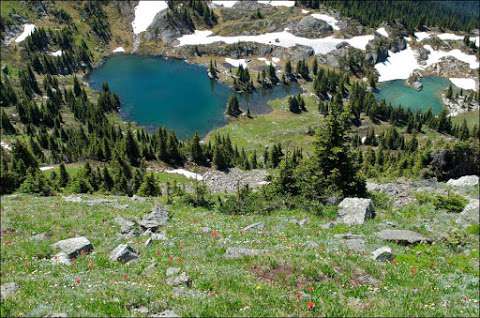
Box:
left=58, top=162, right=69, bottom=187
left=124, top=129, right=141, bottom=166
left=137, top=173, right=160, bottom=196
left=226, top=95, right=242, bottom=117
left=0, top=110, right=16, bottom=134
left=191, top=132, right=206, bottom=165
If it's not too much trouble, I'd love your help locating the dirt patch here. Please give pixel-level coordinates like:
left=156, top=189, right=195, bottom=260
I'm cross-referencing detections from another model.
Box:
left=251, top=263, right=327, bottom=289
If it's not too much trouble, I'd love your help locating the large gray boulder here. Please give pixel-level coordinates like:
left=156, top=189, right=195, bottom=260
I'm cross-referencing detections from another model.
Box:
left=1, top=282, right=18, bottom=300
left=337, top=198, right=375, bottom=225
left=139, top=206, right=169, bottom=231
left=377, top=230, right=432, bottom=245
left=110, top=244, right=138, bottom=263
left=52, top=237, right=93, bottom=259
left=457, top=199, right=480, bottom=226
left=447, top=175, right=479, bottom=187
left=290, top=16, right=333, bottom=38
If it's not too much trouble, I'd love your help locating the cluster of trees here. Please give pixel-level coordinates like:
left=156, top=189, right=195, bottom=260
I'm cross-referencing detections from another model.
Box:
left=166, top=0, right=217, bottom=30
left=23, top=27, right=92, bottom=76
left=82, top=1, right=111, bottom=42
left=288, top=94, right=306, bottom=113
left=295, top=0, right=478, bottom=32
left=233, top=65, right=254, bottom=92
left=256, top=63, right=279, bottom=88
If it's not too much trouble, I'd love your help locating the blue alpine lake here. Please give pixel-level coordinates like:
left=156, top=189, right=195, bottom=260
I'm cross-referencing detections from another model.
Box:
left=88, top=54, right=300, bottom=138
left=374, top=76, right=451, bottom=114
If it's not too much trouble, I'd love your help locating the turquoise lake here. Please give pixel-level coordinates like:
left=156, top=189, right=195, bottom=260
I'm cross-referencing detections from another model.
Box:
left=375, top=77, right=451, bottom=114
left=88, top=54, right=300, bottom=138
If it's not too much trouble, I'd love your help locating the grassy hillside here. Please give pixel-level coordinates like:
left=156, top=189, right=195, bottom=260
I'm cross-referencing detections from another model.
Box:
left=1, top=191, right=478, bottom=317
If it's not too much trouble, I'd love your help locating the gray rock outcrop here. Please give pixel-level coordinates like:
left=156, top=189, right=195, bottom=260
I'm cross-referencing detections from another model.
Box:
left=337, top=198, right=375, bottom=225
left=289, top=16, right=333, bottom=38
left=139, top=206, right=169, bottom=231
left=377, top=230, right=432, bottom=245
left=447, top=175, right=479, bottom=187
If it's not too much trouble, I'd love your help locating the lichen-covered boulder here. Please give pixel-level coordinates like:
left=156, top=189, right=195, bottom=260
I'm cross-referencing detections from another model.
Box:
left=337, top=198, right=375, bottom=225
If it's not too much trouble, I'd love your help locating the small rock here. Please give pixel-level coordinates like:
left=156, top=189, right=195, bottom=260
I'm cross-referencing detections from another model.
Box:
left=201, top=227, right=211, bottom=233
left=371, top=246, right=393, bottom=262
left=334, top=233, right=364, bottom=240
left=172, top=287, right=205, bottom=298
left=131, top=195, right=146, bottom=202
left=337, top=198, right=375, bottom=225
left=447, top=175, right=479, bottom=187
left=1, top=282, right=18, bottom=300
left=145, top=238, right=153, bottom=247
left=224, top=247, right=266, bottom=259
left=320, top=222, right=335, bottom=229
left=110, top=244, right=139, bottom=263
left=344, top=238, right=366, bottom=252
left=132, top=306, right=149, bottom=314
left=51, top=252, right=72, bottom=265
left=457, top=199, right=480, bottom=225
left=166, top=267, right=181, bottom=277
left=303, top=241, right=319, bottom=249
left=142, top=262, right=158, bottom=275
left=151, top=310, right=179, bottom=318
left=63, top=195, right=82, bottom=203
left=241, top=222, right=264, bottom=232
left=151, top=232, right=167, bottom=241
left=377, top=230, right=432, bottom=245
left=31, top=232, right=50, bottom=241
left=114, top=217, right=136, bottom=234
left=52, top=237, right=93, bottom=259
left=166, top=272, right=191, bottom=287
left=139, top=206, right=169, bottom=231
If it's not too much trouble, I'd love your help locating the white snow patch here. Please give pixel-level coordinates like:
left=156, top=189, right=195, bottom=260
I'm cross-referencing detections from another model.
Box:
left=413, top=32, right=431, bottom=42
left=211, top=1, right=238, bottom=7
left=40, top=166, right=56, bottom=171
left=375, top=46, right=421, bottom=82
left=376, top=27, right=389, bottom=38
left=258, top=1, right=295, bottom=7
left=375, top=43, right=479, bottom=82
left=165, top=169, right=203, bottom=180
left=424, top=45, right=479, bottom=69
left=132, top=1, right=168, bottom=34
left=177, top=29, right=373, bottom=55
left=225, top=58, right=248, bottom=67
left=437, top=33, right=464, bottom=41
left=113, top=47, right=126, bottom=53
left=257, top=57, right=280, bottom=66
left=49, top=50, right=63, bottom=57
left=15, top=24, right=36, bottom=43
left=301, top=9, right=310, bottom=14
left=311, top=13, right=340, bottom=31
left=0, top=141, right=12, bottom=151
left=449, top=78, right=478, bottom=91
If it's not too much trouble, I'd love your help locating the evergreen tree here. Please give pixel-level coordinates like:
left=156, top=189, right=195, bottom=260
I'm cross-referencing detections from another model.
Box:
left=191, top=132, right=206, bottom=165
left=124, top=129, right=141, bottom=166
left=226, top=95, right=242, bottom=117
left=19, top=167, right=53, bottom=196
left=57, top=162, right=69, bottom=187
left=0, top=110, right=16, bottom=134
left=137, top=173, right=160, bottom=196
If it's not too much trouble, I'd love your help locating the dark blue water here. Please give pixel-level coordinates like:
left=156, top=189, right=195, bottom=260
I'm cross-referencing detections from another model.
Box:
left=88, top=55, right=300, bottom=138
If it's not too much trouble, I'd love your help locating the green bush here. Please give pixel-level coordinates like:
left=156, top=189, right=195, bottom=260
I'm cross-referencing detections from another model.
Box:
left=415, top=192, right=467, bottom=213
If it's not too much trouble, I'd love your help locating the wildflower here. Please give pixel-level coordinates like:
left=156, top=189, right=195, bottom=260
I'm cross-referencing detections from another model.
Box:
left=74, top=277, right=81, bottom=285
left=307, top=301, right=315, bottom=310
left=410, top=266, right=417, bottom=276
left=123, top=274, right=129, bottom=281
left=211, top=230, right=219, bottom=239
